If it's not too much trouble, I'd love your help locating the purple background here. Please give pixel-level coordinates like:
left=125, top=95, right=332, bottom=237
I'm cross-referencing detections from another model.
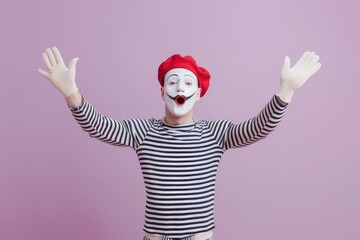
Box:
left=1, top=0, right=359, bottom=239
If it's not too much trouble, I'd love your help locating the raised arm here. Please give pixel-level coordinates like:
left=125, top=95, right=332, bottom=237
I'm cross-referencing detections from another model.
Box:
left=38, top=47, right=82, bottom=108
left=38, top=47, right=152, bottom=148
left=221, top=51, right=321, bottom=149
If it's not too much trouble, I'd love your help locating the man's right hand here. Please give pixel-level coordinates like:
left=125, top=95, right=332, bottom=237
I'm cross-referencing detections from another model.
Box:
left=38, top=47, right=79, bottom=98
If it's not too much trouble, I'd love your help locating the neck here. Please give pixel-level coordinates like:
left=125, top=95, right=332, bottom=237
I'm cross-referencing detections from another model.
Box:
left=164, top=108, right=195, bottom=125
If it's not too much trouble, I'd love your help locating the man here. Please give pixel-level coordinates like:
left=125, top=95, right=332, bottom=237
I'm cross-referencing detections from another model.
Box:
left=38, top=47, right=321, bottom=240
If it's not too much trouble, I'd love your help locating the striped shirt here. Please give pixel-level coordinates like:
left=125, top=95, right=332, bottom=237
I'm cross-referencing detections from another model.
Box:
left=70, top=95, right=287, bottom=238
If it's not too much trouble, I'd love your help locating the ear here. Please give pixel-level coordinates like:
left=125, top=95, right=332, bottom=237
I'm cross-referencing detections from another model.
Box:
left=161, top=87, right=165, bottom=101
left=196, top=88, right=202, bottom=101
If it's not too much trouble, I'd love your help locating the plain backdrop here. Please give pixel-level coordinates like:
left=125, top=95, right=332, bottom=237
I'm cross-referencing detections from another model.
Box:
left=0, top=0, right=359, bottom=239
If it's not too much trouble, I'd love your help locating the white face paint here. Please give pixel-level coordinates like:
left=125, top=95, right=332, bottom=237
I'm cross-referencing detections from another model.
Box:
left=163, top=68, right=201, bottom=117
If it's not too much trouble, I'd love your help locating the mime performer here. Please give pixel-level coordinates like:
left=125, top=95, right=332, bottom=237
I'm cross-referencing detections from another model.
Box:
left=38, top=47, right=321, bottom=240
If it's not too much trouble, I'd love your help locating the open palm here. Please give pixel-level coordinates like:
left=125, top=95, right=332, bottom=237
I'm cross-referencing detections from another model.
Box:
left=38, top=47, right=79, bottom=97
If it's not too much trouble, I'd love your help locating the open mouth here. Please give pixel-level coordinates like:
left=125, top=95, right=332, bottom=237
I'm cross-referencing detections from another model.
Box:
left=174, top=95, right=186, bottom=106
left=166, top=92, right=196, bottom=106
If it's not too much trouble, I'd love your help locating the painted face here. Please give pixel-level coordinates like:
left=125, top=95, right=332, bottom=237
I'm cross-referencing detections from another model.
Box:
left=163, top=68, right=201, bottom=117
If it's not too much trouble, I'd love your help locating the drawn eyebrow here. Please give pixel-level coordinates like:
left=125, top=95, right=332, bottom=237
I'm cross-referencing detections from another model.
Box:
left=166, top=74, right=195, bottom=81
left=167, top=74, right=179, bottom=78
left=184, top=74, right=196, bottom=81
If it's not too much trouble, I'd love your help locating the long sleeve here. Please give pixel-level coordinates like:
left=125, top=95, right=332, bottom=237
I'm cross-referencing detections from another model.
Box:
left=224, top=95, right=287, bottom=149
left=208, top=95, right=288, bottom=150
left=69, top=97, right=151, bottom=149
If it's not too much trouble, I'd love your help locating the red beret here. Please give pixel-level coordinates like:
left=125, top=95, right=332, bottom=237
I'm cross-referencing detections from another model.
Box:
left=158, top=54, right=210, bottom=97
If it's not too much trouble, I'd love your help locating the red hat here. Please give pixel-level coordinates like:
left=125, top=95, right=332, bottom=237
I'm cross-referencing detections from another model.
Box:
left=158, top=54, right=210, bottom=97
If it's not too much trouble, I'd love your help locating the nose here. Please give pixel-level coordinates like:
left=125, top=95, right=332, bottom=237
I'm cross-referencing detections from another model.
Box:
left=176, top=80, right=185, bottom=92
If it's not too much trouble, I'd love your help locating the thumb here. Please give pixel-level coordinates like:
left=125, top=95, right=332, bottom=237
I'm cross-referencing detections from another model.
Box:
left=68, top=57, right=79, bottom=70
left=38, top=69, right=50, bottom=79
left=282, top=56, right=291, bottom=71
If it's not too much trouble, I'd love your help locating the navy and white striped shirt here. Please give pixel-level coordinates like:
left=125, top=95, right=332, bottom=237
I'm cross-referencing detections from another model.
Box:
left=70, top=95, right=287, bottom=238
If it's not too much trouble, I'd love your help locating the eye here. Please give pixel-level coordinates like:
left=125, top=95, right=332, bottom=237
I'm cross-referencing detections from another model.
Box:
left=185, top=82, right=192, bottom=86
left=167, top=76, right=179, bottom=86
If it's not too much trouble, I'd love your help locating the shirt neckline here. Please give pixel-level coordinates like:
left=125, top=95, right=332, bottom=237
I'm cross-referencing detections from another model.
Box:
left=161, top=117, right=197, bottom=128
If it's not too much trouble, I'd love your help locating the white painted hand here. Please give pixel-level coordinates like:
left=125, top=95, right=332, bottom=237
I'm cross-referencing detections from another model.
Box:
left=38, top=47, right=79, bottom=97
left=276, top=51, right=321, bottom=103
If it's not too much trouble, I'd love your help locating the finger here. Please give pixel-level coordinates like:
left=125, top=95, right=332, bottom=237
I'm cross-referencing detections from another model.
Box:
left=38, top=69, right=50, bottom=79
left=282, top=56, right=291, bottom=70
left=68, top=57, right=79, bottom=70
left=308, top=62, right=321, bottom=76
left=42, top=52, right=53, bottom=70
left=303, top=51, right=316, bottom=69
left=46, top=47, right=57, bottom=66
left=305, top=54, right=320, bottom=71
left=302, top=51, right=314, bottom=67
left=297, top=51, right=310, bottom=66
left=52, top=47, right=64, bottom=65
